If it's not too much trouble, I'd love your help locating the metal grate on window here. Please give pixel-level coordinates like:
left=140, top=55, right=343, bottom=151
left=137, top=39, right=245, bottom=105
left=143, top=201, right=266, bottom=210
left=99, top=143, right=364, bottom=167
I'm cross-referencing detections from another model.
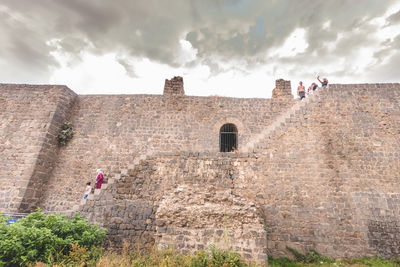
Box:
left=220, top=123, right=238, bottom=152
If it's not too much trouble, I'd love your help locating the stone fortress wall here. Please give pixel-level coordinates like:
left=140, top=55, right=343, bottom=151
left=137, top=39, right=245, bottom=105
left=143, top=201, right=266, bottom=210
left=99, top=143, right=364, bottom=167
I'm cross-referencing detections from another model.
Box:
left=39, top=78, right=294, bottom=212
left=0, top=84, right=76, bottom=212
left=1, top=77, right=400, bottom=264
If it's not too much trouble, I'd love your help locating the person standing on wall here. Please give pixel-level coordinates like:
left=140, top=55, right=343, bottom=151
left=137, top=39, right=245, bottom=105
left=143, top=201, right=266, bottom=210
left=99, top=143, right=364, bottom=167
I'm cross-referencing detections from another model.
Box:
left=307, top=82, right=318, bottom=97
left=95, top=169, right=104, bottom=189
left=317, top=76, right=328, bottom=88
left=297, top=81, right=306, bottom=100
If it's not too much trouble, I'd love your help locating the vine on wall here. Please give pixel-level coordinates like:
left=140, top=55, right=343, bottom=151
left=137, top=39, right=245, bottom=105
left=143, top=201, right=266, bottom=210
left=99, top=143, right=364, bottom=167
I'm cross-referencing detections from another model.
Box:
left=58, top=121, right=74, bottom=146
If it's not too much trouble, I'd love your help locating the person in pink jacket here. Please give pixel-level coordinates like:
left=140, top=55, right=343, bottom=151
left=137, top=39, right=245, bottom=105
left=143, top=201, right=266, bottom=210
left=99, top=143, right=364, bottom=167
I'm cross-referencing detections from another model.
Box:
left=95, top=169, right=104, bottom=189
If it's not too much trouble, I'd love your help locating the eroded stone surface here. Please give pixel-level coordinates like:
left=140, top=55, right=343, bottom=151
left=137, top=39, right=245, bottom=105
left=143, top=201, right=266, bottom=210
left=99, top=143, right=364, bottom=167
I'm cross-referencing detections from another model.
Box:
left=156, top=184, right=266, bottom=261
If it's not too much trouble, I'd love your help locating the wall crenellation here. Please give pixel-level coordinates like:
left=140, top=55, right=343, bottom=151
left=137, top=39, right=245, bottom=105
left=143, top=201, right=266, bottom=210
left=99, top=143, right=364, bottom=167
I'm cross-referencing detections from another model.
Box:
left=272, top=78, right=292, bottom=99
left=163, top=76, right=185, bottom=95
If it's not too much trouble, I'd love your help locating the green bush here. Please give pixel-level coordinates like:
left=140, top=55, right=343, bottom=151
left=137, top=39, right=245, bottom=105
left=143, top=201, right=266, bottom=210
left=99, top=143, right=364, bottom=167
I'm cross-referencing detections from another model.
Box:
left=269, top=247, right=336, bottom=266
left=284, top=247, right=334, bottom=264
left=268, top=255, right=301, bottom=267
left=208, top=245, right=246, bottom=267
left=0, top=210, right=106, bottom=266
left=57, top=121, right=74, bottom=146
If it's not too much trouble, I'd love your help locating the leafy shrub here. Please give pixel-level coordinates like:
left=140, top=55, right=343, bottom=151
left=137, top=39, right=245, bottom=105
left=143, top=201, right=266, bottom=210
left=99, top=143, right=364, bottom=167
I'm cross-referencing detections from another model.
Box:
left=269, top=247, right=336, bottom=266
left=0, top=210, right=106, bottom=266
left=57, top=121, right=74, bottom=146
left=285, top=247, right=306, bottom=262
left=268, top=255, right=302, bottom=267
left=58, top=243, right=95, bottom=266
left=285, top=246, right=334, bottom=264
left=208, top=245, right=246, bottom=267
left=304, top=249, right=333, bottom=264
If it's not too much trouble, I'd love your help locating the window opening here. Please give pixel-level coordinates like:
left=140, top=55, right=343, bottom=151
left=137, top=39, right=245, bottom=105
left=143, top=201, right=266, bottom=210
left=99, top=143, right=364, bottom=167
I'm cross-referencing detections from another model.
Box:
left=220, top=123, right=238, bottom=152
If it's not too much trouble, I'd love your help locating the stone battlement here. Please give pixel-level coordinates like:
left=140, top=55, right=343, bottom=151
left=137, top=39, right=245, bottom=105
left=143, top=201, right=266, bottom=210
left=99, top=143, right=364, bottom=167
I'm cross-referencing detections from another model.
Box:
left=272, top=78, right=292, bottom=99
left=163, top=76, right=185, bottom=95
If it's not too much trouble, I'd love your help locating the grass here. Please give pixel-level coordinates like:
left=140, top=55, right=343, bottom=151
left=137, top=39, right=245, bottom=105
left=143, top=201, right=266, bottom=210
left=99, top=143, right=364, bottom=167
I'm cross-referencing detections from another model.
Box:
left=268, top=247, right=400, bottom=267
left=31, top=244, right=258, bottom=267
left=29, top=244, right=400, bottom=267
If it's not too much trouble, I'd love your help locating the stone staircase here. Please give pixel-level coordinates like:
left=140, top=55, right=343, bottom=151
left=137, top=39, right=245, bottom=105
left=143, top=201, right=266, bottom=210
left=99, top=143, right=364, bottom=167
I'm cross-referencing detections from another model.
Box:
left=72, top=152, right=155, bottom=212
left=242, top=88, right=327, bottom=153
left=71, top=88, right=328, bottom=213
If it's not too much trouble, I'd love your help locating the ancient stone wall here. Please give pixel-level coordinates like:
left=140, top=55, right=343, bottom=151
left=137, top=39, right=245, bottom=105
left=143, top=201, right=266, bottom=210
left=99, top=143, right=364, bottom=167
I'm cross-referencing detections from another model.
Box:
left=79, top=83, right=400, bottom=263
left=0, top=84, right=76, bottom=212
left=246, top=84, right=400, bottom=258
left=2, top=80, right=400, bottom=263
left=79, top=152, right=267, bottom=263
left=40, top=93, right=293, bottom=212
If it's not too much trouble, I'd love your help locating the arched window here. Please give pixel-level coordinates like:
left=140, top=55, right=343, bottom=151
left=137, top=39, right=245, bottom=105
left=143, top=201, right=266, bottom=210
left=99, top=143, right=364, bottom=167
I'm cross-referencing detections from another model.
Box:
left=220, top=123, right=238, bottom=152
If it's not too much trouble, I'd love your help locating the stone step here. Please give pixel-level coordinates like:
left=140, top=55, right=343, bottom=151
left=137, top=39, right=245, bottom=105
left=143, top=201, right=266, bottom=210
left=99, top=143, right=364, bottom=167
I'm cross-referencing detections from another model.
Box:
left=242, top=87, right=327, bottom=153
left=75, top=152, right=154, bottom=214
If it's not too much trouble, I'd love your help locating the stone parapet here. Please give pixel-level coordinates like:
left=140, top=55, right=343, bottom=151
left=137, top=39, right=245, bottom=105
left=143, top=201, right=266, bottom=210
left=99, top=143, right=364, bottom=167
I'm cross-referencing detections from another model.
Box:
left=272, top=79, right=293, bottom=99
left=164, top=76, right=185, bottom=95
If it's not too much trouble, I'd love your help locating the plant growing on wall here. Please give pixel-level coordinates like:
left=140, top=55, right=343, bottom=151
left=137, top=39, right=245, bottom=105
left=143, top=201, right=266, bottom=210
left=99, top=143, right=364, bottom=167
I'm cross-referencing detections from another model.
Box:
left=58, top=122, right=74, bottom=146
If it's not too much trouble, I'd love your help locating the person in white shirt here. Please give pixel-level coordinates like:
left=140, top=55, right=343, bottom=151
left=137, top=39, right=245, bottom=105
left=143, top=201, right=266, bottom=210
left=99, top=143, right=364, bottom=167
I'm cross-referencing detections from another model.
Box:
left=83, top=182, right=92, bottom=200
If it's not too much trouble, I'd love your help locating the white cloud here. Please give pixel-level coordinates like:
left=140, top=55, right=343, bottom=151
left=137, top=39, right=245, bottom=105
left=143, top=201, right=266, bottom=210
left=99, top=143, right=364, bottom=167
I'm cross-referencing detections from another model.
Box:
left=176, top=39, right=198, bottom=65
left=269, top=28, right=309, bottom=58
left=49, top=49, right=278, bottom=98
left=322, top=20, right=331, bottom=30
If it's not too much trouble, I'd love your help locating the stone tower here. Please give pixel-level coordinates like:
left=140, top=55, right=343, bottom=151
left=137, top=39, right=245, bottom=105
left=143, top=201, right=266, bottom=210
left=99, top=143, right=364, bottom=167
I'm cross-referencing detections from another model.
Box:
left=163, top=76, right=184, bottom=95
left=272, top=78, right=293, bottom=99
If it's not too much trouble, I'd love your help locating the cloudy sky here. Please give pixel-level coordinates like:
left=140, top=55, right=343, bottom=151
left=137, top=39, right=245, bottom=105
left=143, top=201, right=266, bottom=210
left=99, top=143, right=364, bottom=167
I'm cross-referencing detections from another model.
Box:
left=1, top=0, right=400, bottom=98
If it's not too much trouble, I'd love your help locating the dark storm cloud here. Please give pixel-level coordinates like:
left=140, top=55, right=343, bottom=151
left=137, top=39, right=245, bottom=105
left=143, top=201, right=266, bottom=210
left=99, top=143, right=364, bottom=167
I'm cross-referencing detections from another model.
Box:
left=0, top=0, right=398, bottom=83
left=116, top=58, right=138, bottom=78
left=0, top=6, right=59, bottom=83
left=0, top=0, right=192, bottom=82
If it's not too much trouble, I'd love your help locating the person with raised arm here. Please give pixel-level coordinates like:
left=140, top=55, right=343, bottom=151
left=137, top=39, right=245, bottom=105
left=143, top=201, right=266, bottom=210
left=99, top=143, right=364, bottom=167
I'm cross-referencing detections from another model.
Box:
left=317, top=76, right=328, bottom=88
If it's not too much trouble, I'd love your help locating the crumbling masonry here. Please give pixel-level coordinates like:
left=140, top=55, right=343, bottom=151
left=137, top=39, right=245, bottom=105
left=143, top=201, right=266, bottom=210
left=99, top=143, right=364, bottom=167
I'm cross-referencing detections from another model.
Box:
left=1, top=77, right=400, bottom=263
